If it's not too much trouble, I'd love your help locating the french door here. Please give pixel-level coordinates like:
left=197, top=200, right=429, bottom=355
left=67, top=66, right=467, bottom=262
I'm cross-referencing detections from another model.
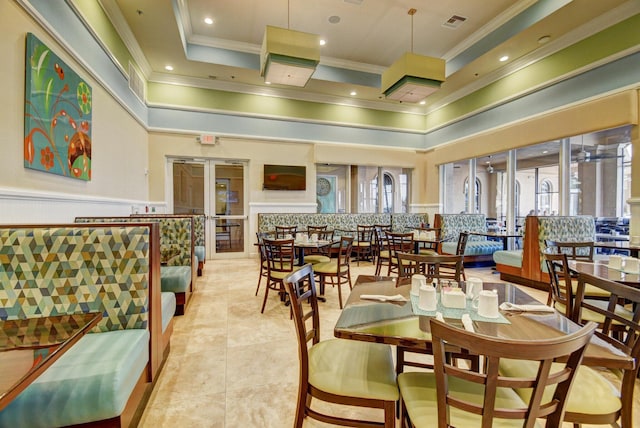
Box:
left=171, top=159, right=248, bottom=259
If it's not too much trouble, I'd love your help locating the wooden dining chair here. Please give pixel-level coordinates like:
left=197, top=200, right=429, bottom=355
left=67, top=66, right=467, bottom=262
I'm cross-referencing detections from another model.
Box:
left=352, top=224, right=375, bottom=265
left=399, top=318, right=596, bottom=428
left=501, top=272, right=639, bottom=428
left=386, top=231, right=414, bottom=276
left=396, top=252, right=463, bottom=281
left=415, top=227, right=441, bottom=256
left=455, top=231, right=469, bottom=280
left=283, top=264, right=398, bottom=428
left=274, top=225, right=297, bottom=238
left=303, top=226, right=332, bottom=264
left=313, top=236, right=353, bottom=309
left=374, top=225, right=392, bottom=275
left=254, top=231, right=272, bottom=296
left=261, top=238, right=301, bottom=313
left=545, top=239, right=595, bottom=261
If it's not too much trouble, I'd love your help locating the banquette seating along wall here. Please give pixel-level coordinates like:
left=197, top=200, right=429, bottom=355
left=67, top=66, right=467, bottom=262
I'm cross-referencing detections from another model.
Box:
left=133, top=214, right=206, bottom=276
left=493, top=215, right=596, bottom=289
left=0, top=223, right=167, bottom=427
left=76, top=216, right=196, bottom=315
left=257, top=213, right=429, bottom=234
left=433, top=214, right=503, bottom=263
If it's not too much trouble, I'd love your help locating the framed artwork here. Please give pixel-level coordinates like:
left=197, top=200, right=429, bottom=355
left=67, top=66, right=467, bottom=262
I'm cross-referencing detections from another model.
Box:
left=24, top=33, right=92, bottom=180
left=316, top=175, right=337, bottom=213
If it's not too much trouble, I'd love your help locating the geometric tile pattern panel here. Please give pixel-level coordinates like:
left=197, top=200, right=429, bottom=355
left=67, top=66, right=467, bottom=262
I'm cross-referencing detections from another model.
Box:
left=0, top=226, right=150, bottom=333
left=537, top=215, right=595, bottom=267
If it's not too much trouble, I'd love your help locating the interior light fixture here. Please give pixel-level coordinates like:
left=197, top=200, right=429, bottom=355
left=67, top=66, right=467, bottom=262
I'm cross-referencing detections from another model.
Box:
left=164, top=65, right=174, bottom=71
left=260, top=0, right=320, bottom=87
left=499, top=55, right=509, bottom=62
left=381, top=8, right=445, bottom=103
left=319, top=39, right=326, bottom=46
left=350, top=91, right=357, bottom=96
left=204, top=17, right=213, bottom=25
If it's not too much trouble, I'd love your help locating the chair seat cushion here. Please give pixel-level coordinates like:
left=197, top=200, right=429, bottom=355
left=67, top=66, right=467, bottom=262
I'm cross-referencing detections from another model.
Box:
left=570, top=281, right=611, bottom=298
left=0, top=329, right=149, bottom=427
left=499, top=359, right=621, bottom=417
left=313, top=260, right=348, bottom=274
left=398, top=371, right=534, bottom=427
left=303, top=255, right=331, bottom=264
left=161, top=291, right=177, bottom=331
left=194, top=245, right=205, bottom=264
left=309, top=339, right=398, bottom=401
left=160, top=266, right=192, bottom=293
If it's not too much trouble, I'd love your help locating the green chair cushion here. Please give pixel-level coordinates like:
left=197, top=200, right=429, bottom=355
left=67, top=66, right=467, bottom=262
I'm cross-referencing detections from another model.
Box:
left=161, top=291, right=176, bottom=331
left=303, top=255, right=331, bottom=264
left=0, top=329, right=149, bottom=427
left=313, top=260, right=348, bottom=274
left=309, top=339, right=398, bottom=401
left=499, top=359, right=622, bottom=416
left=398, top=371, right=534, bottom=427
left=160, top=266, right=192, bottom=293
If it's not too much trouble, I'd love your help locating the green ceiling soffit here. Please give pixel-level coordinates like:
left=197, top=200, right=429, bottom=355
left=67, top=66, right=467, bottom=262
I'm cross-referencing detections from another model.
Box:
left=426, top=13, right=640, bottom=130
left=70, top=0, right=135, bottom=76
left=146, top=82, right=426, bottom=132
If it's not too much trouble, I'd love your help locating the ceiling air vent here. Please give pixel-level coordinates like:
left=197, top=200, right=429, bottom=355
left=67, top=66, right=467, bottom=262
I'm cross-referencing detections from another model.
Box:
left=343, top=0, right=364, bottom=5
left=442, top=15, right=467, bottom=29
left=128, top=62, right=145, bottom=102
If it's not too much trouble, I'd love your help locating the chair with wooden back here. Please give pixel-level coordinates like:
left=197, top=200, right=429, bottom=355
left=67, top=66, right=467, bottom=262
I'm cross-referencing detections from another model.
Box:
left=563, top=272, right=640, bottom=428
left=303, top=226, right=332, bottom=264
left=284, top=264, right=398, bottom=428
left=545, top=239, right=594, bottom=261
left=455, top=231, right=470, bottom=280
left=255, top=231, right=272, bottom=296
left=396, top=252, right=463, bottom=283
left=386, top=231, right=414, bottom=276
left=352, top=224, right=375, bottom=265
left=312, top=236, right=353, bottom=309
left=374, top=225, right=392, bottom=275
left=261, top=238, right=300, bottom=313
left=399, top=318, right=596, bottom=428
left=543, top=252, right=575, bottom=318
left=274, top=225, right=297, bottom=239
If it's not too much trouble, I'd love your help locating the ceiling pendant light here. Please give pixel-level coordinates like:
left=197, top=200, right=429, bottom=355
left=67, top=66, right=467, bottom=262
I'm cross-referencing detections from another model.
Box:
left=260, top=0, right=320, bottom=87
left=381, top=8, right=445, bottom=103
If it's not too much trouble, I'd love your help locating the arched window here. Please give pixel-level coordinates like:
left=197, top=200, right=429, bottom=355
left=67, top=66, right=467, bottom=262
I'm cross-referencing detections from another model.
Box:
left=464, top=177, right=481, bottom=213
left=372, top=172, right=395, bottom=213
left=539, top=179, right=553, bottom=214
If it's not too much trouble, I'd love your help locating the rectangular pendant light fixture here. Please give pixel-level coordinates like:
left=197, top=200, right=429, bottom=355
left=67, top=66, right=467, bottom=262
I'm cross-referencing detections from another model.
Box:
left=381, top=52, right=445, bottom=103
left=260, top=25, right=320, bottom=87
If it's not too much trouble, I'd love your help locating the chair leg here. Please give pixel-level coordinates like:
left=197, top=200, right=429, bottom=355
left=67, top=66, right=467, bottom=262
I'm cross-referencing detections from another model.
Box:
left=337, top=277, right=343, bottom=309
left=260, top=281, right=271, bottom=313
left=383, top=400, right=396, bottom=428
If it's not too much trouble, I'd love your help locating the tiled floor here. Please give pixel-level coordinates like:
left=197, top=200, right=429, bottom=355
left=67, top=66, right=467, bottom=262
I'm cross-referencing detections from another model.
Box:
left=139, top=258, right=638, bottom=427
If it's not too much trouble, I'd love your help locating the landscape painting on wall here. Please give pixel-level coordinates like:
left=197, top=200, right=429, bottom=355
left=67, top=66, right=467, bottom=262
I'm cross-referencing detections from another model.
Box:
left=24, top=33, right=92, bottom=181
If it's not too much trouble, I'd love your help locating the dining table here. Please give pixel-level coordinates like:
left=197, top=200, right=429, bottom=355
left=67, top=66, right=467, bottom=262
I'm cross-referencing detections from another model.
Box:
left=293, top=239, right=336, bottom=266
left=567, top=259, right=640, bottom=288
left=594, top=240, right=640, bottom=258
left=334, top=275, right=633, bottom=371
left=0, top=312, right=103, bottom=411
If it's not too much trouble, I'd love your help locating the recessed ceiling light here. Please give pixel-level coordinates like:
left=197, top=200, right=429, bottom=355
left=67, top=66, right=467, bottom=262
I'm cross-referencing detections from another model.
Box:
left=165, top=65, right=174, bottom=71
left=204, top=17, right=213, bottom=25
left=350, top=91, right=357, bottom=96
left=319, top=39, right=326, bottom=46
left=499, top=55, right=509, bottom=62
left=419, top=100, right=426, bottom=105
left=265, top=81, right=271, bottom=85
left=542, top=150, right=549, bottom=154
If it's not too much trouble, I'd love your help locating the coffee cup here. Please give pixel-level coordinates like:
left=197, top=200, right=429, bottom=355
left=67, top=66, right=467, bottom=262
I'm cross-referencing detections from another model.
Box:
left=310, top=233, right=318, bottom=242
left=624, top=257, right=639, bottom=273
left=609, top=255, right=623, bottom=270
left=418, top=283, right=437, bottom=311
left=465, top=277, right=483, bottom=300
left=411, top=274, right=426, bottom=296
left=476, top=290, right=500, bottom=318
left=631, top=236, right=640, bottom=246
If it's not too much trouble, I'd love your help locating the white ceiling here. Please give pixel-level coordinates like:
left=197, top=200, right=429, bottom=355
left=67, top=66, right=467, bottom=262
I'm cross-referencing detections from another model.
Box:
left=99, top=0, right=633, bottom=112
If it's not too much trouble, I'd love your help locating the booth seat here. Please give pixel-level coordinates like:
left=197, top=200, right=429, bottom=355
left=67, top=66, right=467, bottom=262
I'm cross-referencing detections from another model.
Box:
left=433, top=214, right=503, bottom=263
left=258, top=213, right=429, bottom=235
left=76, top=216, right=196, bottom=315
left=0, top=223, right=165, bottom=428
left=493, top=215, right=596, bottom=290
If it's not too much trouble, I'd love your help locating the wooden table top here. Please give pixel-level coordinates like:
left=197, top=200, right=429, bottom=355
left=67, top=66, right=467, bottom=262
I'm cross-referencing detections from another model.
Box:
left=334, top=275, right=633, bottom=370
left=568, top=259, right=640, bottom=287
left=0, top=312, right=102, bottom=411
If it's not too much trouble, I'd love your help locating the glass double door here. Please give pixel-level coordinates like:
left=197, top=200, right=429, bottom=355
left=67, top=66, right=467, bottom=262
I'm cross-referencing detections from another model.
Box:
left=172, top=159, right=247, bottom=258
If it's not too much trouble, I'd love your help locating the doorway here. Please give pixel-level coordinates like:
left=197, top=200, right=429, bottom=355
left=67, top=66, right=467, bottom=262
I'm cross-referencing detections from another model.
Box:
left=171, top=159, right=248, bottom=258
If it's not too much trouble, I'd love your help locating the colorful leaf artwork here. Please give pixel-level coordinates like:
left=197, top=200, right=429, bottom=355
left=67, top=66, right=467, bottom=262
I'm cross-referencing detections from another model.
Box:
left=24, top=33, right=92, bottom=180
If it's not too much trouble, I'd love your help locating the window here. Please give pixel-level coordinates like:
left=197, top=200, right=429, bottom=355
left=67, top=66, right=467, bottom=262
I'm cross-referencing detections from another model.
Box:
left=463, top=177, right=481, bottom=213
left=539, top=179, right=553, bottom=215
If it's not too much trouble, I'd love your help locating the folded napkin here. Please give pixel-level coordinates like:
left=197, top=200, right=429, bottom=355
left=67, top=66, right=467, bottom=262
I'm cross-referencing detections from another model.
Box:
left=360, top=294, right=407, bottom=302
left=461, top=313, right=475, bottom=332
left=499, top=302, right=555, bottom=313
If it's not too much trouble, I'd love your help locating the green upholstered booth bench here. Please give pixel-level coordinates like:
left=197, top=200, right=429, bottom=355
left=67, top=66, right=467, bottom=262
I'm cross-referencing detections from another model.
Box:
left=493, top=215, right=596, bottom=290
left=433, top=214, right=503, bottom=264
left=76, top=216, right=196, bottom=315
left=133, top=214, right=206, bottom=276
left=257, top=213, right=428, bottom=234
left=0, top=223, right=166, bottom=428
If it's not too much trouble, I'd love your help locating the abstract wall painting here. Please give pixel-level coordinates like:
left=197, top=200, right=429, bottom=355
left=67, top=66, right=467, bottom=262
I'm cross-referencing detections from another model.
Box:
left=24, top=33, right=92, bottom=181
